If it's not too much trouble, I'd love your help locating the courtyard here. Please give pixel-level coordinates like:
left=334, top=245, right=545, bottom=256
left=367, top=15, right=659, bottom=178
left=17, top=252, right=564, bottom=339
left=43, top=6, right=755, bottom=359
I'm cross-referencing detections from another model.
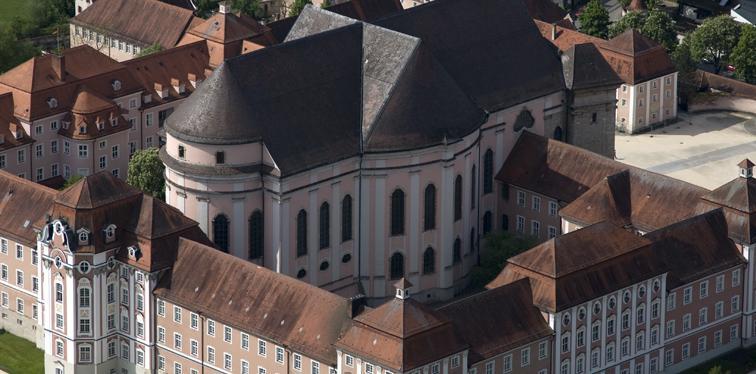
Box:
left=616, top=111, right=756, bottom=189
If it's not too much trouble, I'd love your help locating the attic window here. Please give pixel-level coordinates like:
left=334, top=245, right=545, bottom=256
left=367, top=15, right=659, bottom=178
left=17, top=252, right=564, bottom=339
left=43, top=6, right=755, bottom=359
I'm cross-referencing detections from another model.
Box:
left=80, top=125, right=87, bottom=134
left=47, top=97, right=58, bottom=109
left=104, top=225, right=116, bottom=243
left=62, top=121, right=70, bottom=130
left=78, top=230, right=89, bottom=245
left=178, top=145, right=185, bottom=160
left=215, top=151, right=225, bottom=165
left=112, top=80, right=122, bottom=91
left=127, top=246, right=141, bottom=260
left=111, top=117, right=117, bottom=127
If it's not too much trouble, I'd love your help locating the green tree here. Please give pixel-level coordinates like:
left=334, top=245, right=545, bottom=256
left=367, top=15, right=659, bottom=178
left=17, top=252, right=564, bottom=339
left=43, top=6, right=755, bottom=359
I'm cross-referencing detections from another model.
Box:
left=731, top=24, right=756, bottom=84
left=469, top=233, right=536, bottom=289
left=60, top=175, right=84, bottom=190
left=0, top=24, right=39, bottom=74
left=579, top=0, right=611, bottom=39
left=689, top=15, right=741, bottom=73
left=137, top=43, right=163, bottom=57
left=641, top=9, right=677, bottom=52
left=708, top=366, right=731, bottom=374
left=288, top=0, right=312, bottom=16
left=127, top=148, right=165, bottom=200
left=194, top=0, right=263, bottom=18
left=673, top=37, right=696, bottom=79
left=609, top=11, right=646, bottom=38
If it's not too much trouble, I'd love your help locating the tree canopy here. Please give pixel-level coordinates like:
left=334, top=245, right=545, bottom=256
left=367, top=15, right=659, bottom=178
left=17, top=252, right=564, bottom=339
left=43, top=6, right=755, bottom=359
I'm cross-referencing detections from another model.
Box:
left=641, top=9, right=677, bottom=52
left=579, top=0, right=611, bottom=39
left=689, top=15, right=742, bottom=73
left=288, top=0, right=313, bottom=17
left=469, top=232, right=536, bottom=290
left=731, top=24, right=756, bottom=84
left=195, top=0, right=264, bottom=19
left=609, top=11, right=646, bottom=38
left=136, top=43, right=163, bottom=57
left=0, top=25, right=38, bottom=74
left=126, top=148, right=165, bottom=200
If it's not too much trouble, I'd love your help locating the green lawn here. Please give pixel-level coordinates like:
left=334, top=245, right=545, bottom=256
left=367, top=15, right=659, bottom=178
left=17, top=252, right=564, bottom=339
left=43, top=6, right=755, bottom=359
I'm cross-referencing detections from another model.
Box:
left=0, top=0, right=33, bottom=27
left=683, top=345, right=756, bottom=374
left=0, top=330, right=44, bottom=374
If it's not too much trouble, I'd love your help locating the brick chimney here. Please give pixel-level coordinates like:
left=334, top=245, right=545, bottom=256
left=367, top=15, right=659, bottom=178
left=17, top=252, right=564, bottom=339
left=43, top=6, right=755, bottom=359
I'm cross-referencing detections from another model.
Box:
left=51, top=54, right=66, bottom=81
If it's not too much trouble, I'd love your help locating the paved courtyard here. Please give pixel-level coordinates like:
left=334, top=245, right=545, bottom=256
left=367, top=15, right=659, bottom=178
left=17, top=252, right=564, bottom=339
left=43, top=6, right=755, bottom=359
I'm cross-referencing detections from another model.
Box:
left=615, top=111, right=756, bottom=189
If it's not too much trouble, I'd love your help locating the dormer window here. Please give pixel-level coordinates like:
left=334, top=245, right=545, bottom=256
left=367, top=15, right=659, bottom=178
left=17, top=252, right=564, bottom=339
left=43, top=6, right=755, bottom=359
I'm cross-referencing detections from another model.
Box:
left=104, top=224, right=116, bottom=243
left=78, top=229, right=90, bottom=245
left=79, top=125, right=87, bottom=134
left=62, top=121, right=70, bottom=130
left=127, top=246, right=141, bottom=260
left=216, top=151, right=225, bottom=165
left=47, top=97, right=58, bottom=109
left=111, top=117, right=117, bottom=127
left=97, top=120, right=104, bottom=131
left=112, top=80, right=122, bottom=91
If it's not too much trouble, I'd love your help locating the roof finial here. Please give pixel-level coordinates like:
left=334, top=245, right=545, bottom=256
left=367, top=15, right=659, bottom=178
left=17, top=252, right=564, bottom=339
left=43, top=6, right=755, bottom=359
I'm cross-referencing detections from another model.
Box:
left=739, top=159, right=754, bottom=179
left=394, top=278, right=412, bottom=300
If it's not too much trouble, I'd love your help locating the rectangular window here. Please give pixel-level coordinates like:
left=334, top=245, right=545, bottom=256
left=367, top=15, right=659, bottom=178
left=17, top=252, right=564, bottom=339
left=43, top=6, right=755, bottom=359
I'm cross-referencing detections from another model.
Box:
left=35, top=144, right=43, bottom=158
left=294, top=354, right=302, bottom=371
left=311, top=361, right=320, bottom=374
left=99, top=156, right=106, bottom=169
left=699, top=308, right=708, bottom=325
left=548, top=201, right=558, bottom=216
left=700, top=281, right=709, bottom=299
left=112, top=145, right=119, bottom=159
left=276, top=346, right=285, bottom=364
left=32, top=277, right=38, bottom=292
left=146, top=113, right=153, bottom=127
left=538, top=341, right=548, bottom=359
left=208, top=347, right=215, bottom=364
left=665, top=349, right=674, bottom=366
left=0, top=239, right=5, bottom=253
left=531, top=196, right=541, bottom=212
left=0, top=155, right=5, bottom=169
left=208, top=319, right=215, bottom=336
left=521, top=348, right=530, bottom=367
left=716, top=274, right=725, bottom=293
left=173, top=306, right=182, bottom=323
left=258, top=339, right=266, bottom=356
left=683, top=314, right=691, bottom=332
left=503, top=354, right=512, bottom=372
left=241, top=361, right=250, bottom=374
left=78, top=145, right=88, bottom=158
left=732, top=295, right=741, bottom=313
left=698, top=337, right=707, bottom=353
left=516, top=215, right=525, bottom=233
left=17, top=149, right=24, bottom=163
left=241, top=333, right=249, bottom=350
left=15, top=270, right=22, bottom=287
left=191, top=340, right=198, bottom=356
left=224, top=325, right=232, bottom=343
left=224, top=353, right=232, bottom=371
left=158, top=300, right=165, bottom=316
left=516, top=191, right=526, bottom=206
left=79, top=345, right=91, bottom=363
left=531, top=220, right=540, bottom=237
left=733, top=269, right=741, bottom=287
left=715, top=301, right=724, bottom=319
left=35, top=168, right=43, bottom=181
left=683, top=287, right=692, bottom=305
left=667, top=292, right=676, bottom=310
left=79, top=318, right=90, bottom=334
left=666, top=320, right=675, bottom=338
left=730, top=324, right=739, bottom=341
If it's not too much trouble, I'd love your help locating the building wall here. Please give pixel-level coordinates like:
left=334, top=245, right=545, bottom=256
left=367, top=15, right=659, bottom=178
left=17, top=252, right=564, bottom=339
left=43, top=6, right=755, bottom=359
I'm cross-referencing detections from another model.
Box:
left=615, top=73, right=677, bottom=134
left=69, top=24, right=144, bottom=62
left=0, top=237, right=42, bottom=345
left=498, top=185, right=562, bottom=243
left=566, top=85, right=617, bottom=158
left=467, top=337, right=551, bottom=374
left=156, top=298, right=334, bottom=374
left=162, top=92, right=564, bottom=302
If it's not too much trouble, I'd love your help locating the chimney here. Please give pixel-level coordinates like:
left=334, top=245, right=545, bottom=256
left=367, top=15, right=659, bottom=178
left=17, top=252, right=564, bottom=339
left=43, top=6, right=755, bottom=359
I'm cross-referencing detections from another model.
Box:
left=218, top=0, right=230, bottom=14
left=551, top=23, right=557, bottom=41
left=739, top=159, right=754, bottom=178
left=51, top=54, right=65, bottom=81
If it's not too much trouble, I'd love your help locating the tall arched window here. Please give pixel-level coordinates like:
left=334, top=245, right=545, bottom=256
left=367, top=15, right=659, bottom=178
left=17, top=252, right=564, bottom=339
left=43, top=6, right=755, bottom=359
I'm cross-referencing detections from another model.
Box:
left=390, top=252, right=404, bottom=280
left=249, top=211, right=264, bottom=260
left=319, top=202, right=330, bottom=249
left=341, top=195, right=352, bottom=242
left=483, top=149, right=494, bottom=194
left=424, top=184, right=436, bottom=231
left=554, top=126, right=563, bottom=140
left=391, top=189, right=405, bottom=236
left=453, top=238, right=461, bottom=264
left=483, top=211, right=492, bottom=235
left=296, top=210, right=307, bottom=257
left=212, top=214, right=229, bottom=252
left=471, top=165, right=476, bottom=210
left=454, top=175, right=462, bottom=221
left=423, top=247, right=435, bottom=274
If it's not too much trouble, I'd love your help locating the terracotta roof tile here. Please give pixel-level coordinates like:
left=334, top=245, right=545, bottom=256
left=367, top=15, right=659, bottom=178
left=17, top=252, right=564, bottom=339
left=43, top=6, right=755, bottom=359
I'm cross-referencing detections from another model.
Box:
left=439, top=279, right=552, bottom=363
left=0, top=170, right=57, bottom=246
left=155, top=239, right=352, bottom=364
left=55, top=171, right=142, bottom=209
left=562, top=43, right=623, bottom=90
left=72, top=0, right=196, bottom=49
left=187, top=12, right=269, bottom=43
left=598, top=29, right=676, bottom=84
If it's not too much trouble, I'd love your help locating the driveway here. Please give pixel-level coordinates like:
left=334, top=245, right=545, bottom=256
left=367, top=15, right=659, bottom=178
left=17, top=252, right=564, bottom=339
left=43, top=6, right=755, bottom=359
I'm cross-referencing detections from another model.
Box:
left=615, top=111, right=756, bottom=189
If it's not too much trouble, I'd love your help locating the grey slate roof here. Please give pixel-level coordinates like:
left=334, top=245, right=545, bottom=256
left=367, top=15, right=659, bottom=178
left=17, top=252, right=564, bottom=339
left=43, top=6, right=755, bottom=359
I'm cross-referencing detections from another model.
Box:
left=168, top=0, right=561, bottom=175
left=733, top=0, right=756, bottom=24
left=374, top=0, right=566, bottom=112
left=562, top=43, right=623, bottom=90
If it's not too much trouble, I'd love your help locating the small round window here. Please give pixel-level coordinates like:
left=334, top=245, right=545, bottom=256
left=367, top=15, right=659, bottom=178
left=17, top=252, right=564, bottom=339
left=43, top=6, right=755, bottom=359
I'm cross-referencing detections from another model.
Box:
left=562, top=312, right=571, bottom=326
left=653, top=279, right=661, bottom=293
left=577, top=307, right=586, bottom=321
left=54, top=256, right=62, bottom=268
left=79, top=261, right=90, bottom=274
left=623, top=290, right=631, bottom=304
left=107, top=257, right=116, bottom=269
left=319, top=261, right=329, bottom=271
left=296, top=269, right=307, bottom=279
left=608, top=296, right=617, bottom=309
left=593, top=301, right=601, bottom=315
left=341, top=253, right=352, bottom=263
left=638, top=285, right=646, bottom=298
